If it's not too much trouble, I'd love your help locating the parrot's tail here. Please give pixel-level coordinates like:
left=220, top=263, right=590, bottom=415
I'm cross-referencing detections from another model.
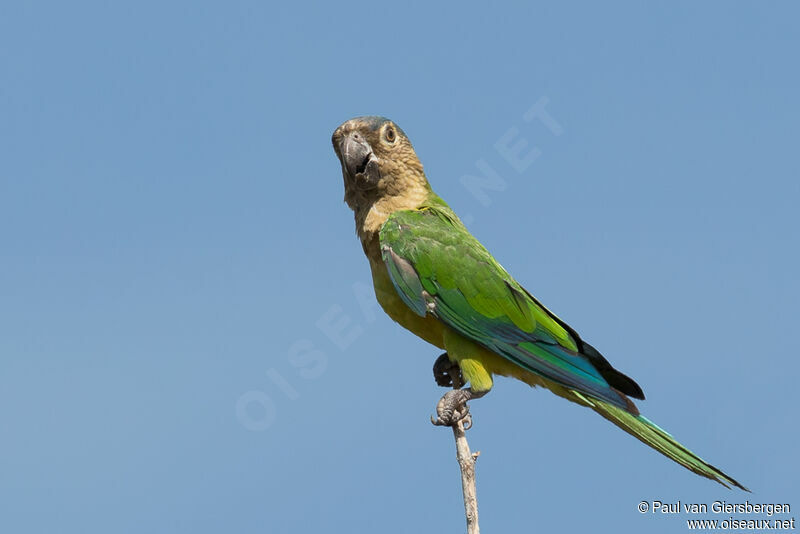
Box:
left=572, top=391, right=749, bottom=491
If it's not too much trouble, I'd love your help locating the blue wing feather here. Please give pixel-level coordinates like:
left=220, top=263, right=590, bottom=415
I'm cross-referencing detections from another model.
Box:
left=380, top=207, right=636, bottom=413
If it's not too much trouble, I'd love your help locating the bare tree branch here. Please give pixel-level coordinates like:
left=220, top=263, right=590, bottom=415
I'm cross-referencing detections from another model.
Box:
left=432, top=354, right=481, bottom=533
left=451, top=416, right=480, bottom=534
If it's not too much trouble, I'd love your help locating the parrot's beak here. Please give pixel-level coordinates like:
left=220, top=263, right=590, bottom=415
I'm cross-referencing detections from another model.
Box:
left=339, top=133, right=379, bottom=184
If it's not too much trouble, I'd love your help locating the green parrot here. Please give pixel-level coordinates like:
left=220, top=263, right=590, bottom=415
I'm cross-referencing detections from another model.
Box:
left=331, top=115, right=746, bottom=490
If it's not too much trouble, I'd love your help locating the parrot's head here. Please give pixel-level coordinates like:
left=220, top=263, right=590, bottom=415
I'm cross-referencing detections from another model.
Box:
left=332, top=116, right=429, bottom=212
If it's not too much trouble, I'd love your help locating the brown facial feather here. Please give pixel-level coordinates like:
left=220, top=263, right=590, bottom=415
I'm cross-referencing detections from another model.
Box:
left=332, top=117, right=432, bottom=245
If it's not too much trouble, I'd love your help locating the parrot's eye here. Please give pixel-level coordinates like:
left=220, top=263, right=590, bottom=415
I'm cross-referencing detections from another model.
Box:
left=384, top=126, right=396, bottom=143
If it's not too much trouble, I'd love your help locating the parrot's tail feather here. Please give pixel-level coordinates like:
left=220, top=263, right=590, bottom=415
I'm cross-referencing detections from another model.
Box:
left=572, top=391, right=749, bottom=491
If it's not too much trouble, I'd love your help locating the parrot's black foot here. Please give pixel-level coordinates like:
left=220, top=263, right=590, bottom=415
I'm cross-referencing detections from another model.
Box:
left=430, top=388, right=486, bottom=427
left=433, top=353, right=463, bottom=388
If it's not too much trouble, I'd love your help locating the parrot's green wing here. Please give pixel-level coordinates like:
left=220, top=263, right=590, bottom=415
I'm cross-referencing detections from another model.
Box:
left=379, top=198, right=643, bottom=413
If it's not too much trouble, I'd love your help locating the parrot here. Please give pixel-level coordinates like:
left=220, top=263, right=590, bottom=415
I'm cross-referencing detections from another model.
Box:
left=331, top=115, right=746, bottom=490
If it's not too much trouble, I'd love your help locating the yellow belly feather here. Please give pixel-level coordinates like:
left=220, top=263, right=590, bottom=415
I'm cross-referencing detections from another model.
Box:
left=369, top=257, right=564, bottom=395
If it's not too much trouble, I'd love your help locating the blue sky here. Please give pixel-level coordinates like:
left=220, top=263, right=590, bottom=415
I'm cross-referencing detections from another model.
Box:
left=1, top=2, right=798, bottom=533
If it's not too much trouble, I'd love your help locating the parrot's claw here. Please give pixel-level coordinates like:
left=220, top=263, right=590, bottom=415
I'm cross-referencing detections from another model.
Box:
left=431, top=388, right=475, bottom=426
left=432, top=353, right=464, bottom=389
left=462, top=413, right=473, bottom=430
